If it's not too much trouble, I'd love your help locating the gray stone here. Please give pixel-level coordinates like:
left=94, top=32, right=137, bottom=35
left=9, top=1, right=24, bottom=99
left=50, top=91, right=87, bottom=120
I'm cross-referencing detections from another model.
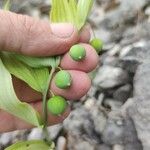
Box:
left=94, top=29, right=112, bottom=44
left=119, top=42, right=150, bottom=73
left=107, top=44, right=122, bottom=56
left=56, top=136, right=67, bottom=150
left=123, top=117, right=143, bottom=150
left=101, top=0, right=148, bottom=29
left=28, top=125, right=62, bottom=141
left=90, top=102, right=107, bottom=134
left=102, top=111, right=142, bottom=149
left=11, top=130, right=28, bottom=143
left=96, top=144, right=112, bottom=150
left=66, top=129, right=98, bottom=150
left=113, top=145, right=124, bottom=150
left=128, top=62, right=150, bottom=150
left=104, top=98, right=123, bottom=110
left=63, top=107, right=101, bottom=144
left=120, top=23, right=150, bottom=46
left=74, top=141, right=95, bottom=150
left=0, top=132, right=12, bottom=145
left=0, top=130, right=28, bottom=148
left=145, top=6, right=150, bottom=16
left=113, top=84, right=132, bottom=103
left=134, top=62, right=150, bottom=99
left=87, top=86, right=97, bottom=98
left=48, top=124, right=63, bottom=140
left=28, top=128, right=43, bottom=140
left=102, top=113, right=125, bottom=145
left=89, top=4, right=105, bottom=28
left=121, top=41, right=150, bottom=61
left=102, top=55, right=119, bottom=67
left=94, top=66, right=129, bottom=89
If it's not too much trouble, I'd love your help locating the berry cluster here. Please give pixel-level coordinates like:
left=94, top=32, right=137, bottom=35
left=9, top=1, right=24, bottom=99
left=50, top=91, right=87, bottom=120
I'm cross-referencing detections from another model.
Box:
left=47, top=38, right=103, bottom=116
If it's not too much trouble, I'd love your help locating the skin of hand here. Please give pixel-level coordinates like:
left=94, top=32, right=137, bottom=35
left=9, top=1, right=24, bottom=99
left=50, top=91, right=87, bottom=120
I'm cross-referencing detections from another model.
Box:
left=0, top=10, right=99, bottom=132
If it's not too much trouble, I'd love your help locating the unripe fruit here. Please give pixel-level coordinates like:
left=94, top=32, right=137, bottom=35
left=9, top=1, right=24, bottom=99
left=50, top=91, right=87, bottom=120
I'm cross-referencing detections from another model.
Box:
left=69, top=44, right=86, bottom=61
left=90, top=38, right=103, bottom=54
left=54, top=70, right=72, bottom=89
left=47, top=96, right=67, bottom=115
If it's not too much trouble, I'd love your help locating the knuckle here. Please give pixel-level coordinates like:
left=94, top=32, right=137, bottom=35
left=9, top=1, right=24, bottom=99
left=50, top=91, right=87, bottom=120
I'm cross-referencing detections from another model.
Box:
left=19, top=15, right=38, bottom=35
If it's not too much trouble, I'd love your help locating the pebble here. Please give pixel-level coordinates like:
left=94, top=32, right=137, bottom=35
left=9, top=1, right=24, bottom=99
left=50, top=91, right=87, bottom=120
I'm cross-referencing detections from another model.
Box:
left=94, top=66, right=129, bottom=89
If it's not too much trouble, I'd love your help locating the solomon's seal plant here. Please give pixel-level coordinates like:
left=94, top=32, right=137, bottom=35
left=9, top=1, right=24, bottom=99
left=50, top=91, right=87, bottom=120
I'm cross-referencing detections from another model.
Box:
left=1, top=0, right=103, bottom=149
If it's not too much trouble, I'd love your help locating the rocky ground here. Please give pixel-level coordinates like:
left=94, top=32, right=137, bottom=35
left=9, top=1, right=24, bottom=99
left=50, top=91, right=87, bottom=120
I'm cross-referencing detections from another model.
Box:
left=0, top=0, right=150, bottom=150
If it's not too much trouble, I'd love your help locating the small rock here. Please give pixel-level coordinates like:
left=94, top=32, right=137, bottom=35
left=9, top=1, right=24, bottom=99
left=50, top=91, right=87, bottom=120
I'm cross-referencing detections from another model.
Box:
left=107, top=44, right=121, bottom=56
left=56, top=136, right=67, bottom=150
left=145, top=7, right=150, bottom=16
left=104, top=98, right=123, bottom=110
left=119, top=42, right=150, bottom=73
left=48, top=124, right=63, bottom=140
left=28, top=128, right=43, bottom=140
left=113, top=144, right=124, bottom=150
left=121, top=41, right=150, bottom=63
left=102, top=55, right=119, bottom=67
left=89, top=5, right=105, bottom=27
left=94, top=29, right=111, bottom=44
left=94, top=66, right=129, bottom=89
left=74, top=141, right=95, bottom=150
left=84, top=98, right=95, bottom=110
left=102, top=108, right=143, bottom=149
left=128, top=62, right=150, bottom=150
left=90, top=104, right=107, bottom=134
left=113, top=84, right=132, bottom=103
left=119, top=45, right=134, bottom=58
left=96, top=144, right=112, bottom=150
left=0, top=133, right=12, bottom=145
left=11, top=130, right=28, bottom=143
left=87, top=86, right=97, bottom=98
left=102, top=115, right=124, bottom=145
left=100, top=0, right=148, bottom=29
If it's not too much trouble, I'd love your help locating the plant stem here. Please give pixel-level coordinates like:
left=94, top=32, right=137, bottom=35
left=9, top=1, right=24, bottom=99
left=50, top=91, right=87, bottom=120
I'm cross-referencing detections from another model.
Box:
left=92, top=29, right=96, bottom=38
left=42, top=67, right=55, bottom=143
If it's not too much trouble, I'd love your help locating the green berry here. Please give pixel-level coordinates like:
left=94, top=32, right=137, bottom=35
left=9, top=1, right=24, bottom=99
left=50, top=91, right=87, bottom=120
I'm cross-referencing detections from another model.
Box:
left=54, top=70, right=72, bottom=89
left=69, top=44, right=86, bottom=61
left=90, top=38, right=103, bottom=54
left=47, top=96, right=67, bottom=115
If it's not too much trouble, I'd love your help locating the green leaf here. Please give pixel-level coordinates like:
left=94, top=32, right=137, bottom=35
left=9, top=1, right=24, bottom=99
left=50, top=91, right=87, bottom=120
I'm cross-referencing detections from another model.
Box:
left=5, top=140, right=55, bottom=150
left=50, top=0, right=94, bottom=30
left=1, top=53, right=49, bottom=93
left=3, top=0, right=11, bottom=10
left=68, top=0, right=78, bottom=25
left=51, top=0, right=74, bottom=24
left=50, top=0, right=58, bottom=22
left=77, top=0, right=94, bottom=29
left=51, top=0, right=67, bottom=22
left=0, top=58, right=42, bottom=127
left=10, top=53, right=60, bottom=68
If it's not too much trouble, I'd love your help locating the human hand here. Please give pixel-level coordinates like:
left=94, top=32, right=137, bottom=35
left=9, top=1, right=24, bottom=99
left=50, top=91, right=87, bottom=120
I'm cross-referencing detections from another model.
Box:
left=0, top=10, right=99, bottom=132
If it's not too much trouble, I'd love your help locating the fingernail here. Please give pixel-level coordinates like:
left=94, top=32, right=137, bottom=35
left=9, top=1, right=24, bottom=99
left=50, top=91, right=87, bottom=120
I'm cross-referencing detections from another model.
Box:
left=51, top=23, right=75, bottom=38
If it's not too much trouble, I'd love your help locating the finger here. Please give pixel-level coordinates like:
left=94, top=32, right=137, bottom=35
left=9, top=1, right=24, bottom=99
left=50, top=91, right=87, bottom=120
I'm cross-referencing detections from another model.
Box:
left=0, top=101, right=70, bottom=132
left=13, top=70, right=91, bottom=102
left=51, top=70, right=91, bottom=100
left=0, top=10, right=78, bottom=56
left=60, top=44, right=99, bottom=72
left=79, top=25, right=91, bottom=43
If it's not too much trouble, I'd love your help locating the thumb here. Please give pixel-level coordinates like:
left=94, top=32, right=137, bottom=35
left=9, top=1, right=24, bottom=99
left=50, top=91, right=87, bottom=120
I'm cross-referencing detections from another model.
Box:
left=0, top=11, right=79, bottom=56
